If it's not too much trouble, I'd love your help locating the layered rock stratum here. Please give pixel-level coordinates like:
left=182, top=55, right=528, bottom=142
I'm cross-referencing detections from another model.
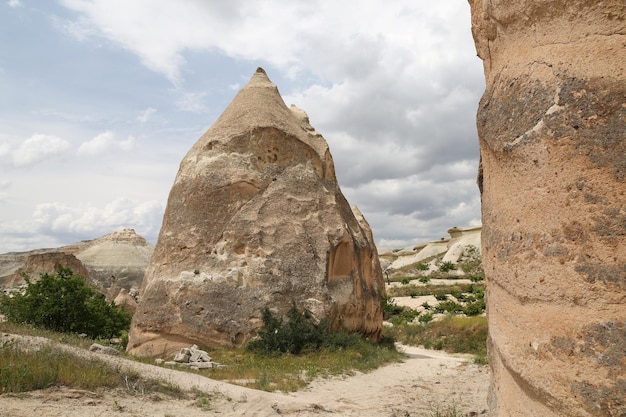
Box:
left=128, top=68, right=385, bottom=356
left=469, top=1, right=625, bottom=415
left=0, top=229, right=153, bottom=303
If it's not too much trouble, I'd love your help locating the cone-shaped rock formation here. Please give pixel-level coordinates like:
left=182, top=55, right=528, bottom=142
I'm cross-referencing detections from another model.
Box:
left=128, top=68, right=385, bottom=356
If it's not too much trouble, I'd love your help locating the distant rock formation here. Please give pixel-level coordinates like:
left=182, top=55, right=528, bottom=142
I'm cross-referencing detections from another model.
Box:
left=74, top=229, right=153, bottom=299
left=128, top=68, right=385, bottom=356
left=469, top=1, right=625, bottom=415
left=0, top=229, right=153, bottom=302
left=2, top=252, right=90, bottom=288
left=381, top=226, right=481, bottom=271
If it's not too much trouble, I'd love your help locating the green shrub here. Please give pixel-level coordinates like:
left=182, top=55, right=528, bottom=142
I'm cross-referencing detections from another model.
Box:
left=462, top=300, right=486, bottom=316
left=460, top=245, right=484, bottom=276
left=247, top=303, right=364, bottom=355
left=469, top=285, right=485, bottom=298
left=418, top=276, right=430, bottom=283
left=434, top=301, right=462, bottom=314
left=400, top=277, right=411, bottom=285
left=389, top=308, right=420, bottom=326
left=0, top=267, right=131, bottom=339
left=381, top=295, right=404, bottom=320
left=415, top=263, right=429, bottom=271
left=438, top=261, right=456, bottom=273
left=434, top=294, right=448, bottom=301
left=418, top=313, right=433, bottom=323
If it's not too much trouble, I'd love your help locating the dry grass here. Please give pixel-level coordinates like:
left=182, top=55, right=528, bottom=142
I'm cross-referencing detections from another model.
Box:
left=383, top=315, right=488, bottom=364
left=0, top=339, right=182, bottom=397
left=2, top=321, right=403, bottom=394
left=176, top=336, right=402, bottom=392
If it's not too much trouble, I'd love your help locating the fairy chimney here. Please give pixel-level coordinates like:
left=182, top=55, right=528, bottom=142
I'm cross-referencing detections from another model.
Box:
left=128, top=68, right=385, bottom=356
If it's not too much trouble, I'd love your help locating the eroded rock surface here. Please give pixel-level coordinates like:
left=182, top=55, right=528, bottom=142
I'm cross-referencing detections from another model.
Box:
left=3, top=252, right=90, bottom=288
left=469, top=1, right=625, bottom=415
left=128, top=68, right=385, bottom=356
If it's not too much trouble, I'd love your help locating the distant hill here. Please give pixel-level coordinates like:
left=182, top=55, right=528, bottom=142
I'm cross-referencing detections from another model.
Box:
left=0, top=229, right=153, bottom=301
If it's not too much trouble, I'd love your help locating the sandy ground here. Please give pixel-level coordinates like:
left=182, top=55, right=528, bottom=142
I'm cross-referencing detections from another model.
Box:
left=0, top=333, right=489, bottom=417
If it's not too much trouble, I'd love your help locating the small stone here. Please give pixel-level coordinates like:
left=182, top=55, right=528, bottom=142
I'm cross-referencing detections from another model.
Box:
left=173, top=350, right=191, bottom=363
left=89, top=343, right=119, bottom=356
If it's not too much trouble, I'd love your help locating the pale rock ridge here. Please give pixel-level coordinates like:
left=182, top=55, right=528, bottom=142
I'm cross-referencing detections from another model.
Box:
left=469, top=1, right=625, bottom=415
left=0, top=229, right=153, bottom=302
left=128, top=68, right=385, bottom=356
left=383, top=226, right=481, bottom=271
left=74, top=228, right=153, bottom=299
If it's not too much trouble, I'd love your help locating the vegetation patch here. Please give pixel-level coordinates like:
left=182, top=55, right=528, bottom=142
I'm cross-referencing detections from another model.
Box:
left=383, top=315, right=488, bottom=363
left=207, top=303, right=404, bottom=391
left=438, top=261, right=456, bottom=273
left=0, top=267, right=131, bottom=340
left=203, top=338, right=400, bottom=392
left=0, top=340, right=181, bottom=397
left=387, top=283, right=484, bottom=299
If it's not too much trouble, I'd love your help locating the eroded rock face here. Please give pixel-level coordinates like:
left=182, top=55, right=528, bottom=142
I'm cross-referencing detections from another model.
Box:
left=469, top=1, right=625, bottom=415
left=128, top=68, right=385, bottom=356
left=5, top=252, right=90, bottom=288
left=74, top=229, right=153, bottom=300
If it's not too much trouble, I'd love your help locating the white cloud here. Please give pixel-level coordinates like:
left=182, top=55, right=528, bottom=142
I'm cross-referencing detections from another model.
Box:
left=57, top=1, right=475, bottom=85
left=77, top=131, right=135, bottom=156
left=0, top=142, right=10, bottom=157
left=33, top=198, right=163, bottom=244
left=7, top=0, right=22, bottom=8
left=175, top=91, right=208, bottom=113
left=13, top=134, right=70, bottom=167
left=137, top=107, right=157, bottom=123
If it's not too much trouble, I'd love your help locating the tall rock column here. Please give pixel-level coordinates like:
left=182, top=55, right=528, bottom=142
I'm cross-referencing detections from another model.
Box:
left=468, top=1, right=625, bottom=416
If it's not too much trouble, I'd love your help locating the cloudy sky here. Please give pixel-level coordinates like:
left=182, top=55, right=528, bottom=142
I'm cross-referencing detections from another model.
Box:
left=0, top=0, right=485, bottom=253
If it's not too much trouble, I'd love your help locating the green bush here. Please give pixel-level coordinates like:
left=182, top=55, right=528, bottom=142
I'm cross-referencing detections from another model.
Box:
left=400, top=277, right=411, bottom=285
left=381, top=295, right=404, bottom=320
left=418, top=276, right=430, bottom=283
left=462, top=300, right=486, bottom=316
left=247, top=303, right=364, bottom=355
left=434, top=301, right=462, bottom=314
left=418, top=313, right=434, bottom=323
left=0, top=267, right=131, bottom=339
left=438, top=261, right=456, bottom=273
left=415, top=263, right=429, bottom=271
left=389, top=308, right=420, bottom=326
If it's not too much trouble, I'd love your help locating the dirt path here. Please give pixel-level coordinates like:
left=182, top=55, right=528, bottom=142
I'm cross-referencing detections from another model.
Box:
left=0, top=334, right=489, bottom=416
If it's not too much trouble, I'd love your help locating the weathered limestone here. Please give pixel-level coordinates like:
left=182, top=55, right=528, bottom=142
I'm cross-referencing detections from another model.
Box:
left=469, top=1, right=625, bottom=415
left=128, top=68, right=385, bottom=356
